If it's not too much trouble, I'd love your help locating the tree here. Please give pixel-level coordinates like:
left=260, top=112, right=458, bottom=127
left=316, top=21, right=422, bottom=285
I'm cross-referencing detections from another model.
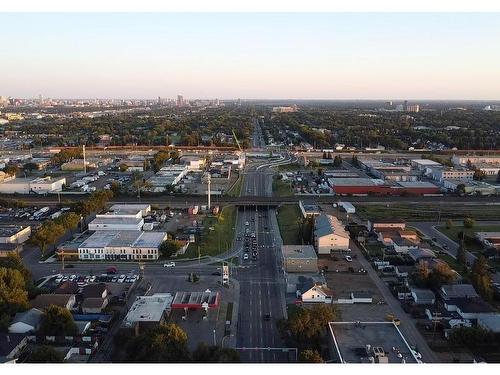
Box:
left=333, top=155, right=342, bottom=167
left=463, top=217, right=475, bottom=229
left=299, top=349, right=324, bottom=363
left=192, top=343, right=240, bottom=363
left=445, top=219, right=453, bottom=229
left=0, top=267, right=29, bottom=316
left=124, top=323, right=190, bottom=362
left=3, top=164, right=19, bottom=177
left=39, top=305, right=77, bottom=336
left=26, top=346, right=64, bottom=363
left=159, top=239, right=182, bottom=258
left=110, top=180, right=121, bottom=195
left=55, top=212, right=81, bottom=234
left=119, top=163, right=129, bottom=172
left=456, top=184, right=466, bottom=196
left=285, top=304, right=339, bottom=350
left=471, top=256, right=493, bottom=301
left=23, top=162, right=39, bottom=175
left=473, top=169, right=486, bottom=181
left=30, top=221, right=66, bottom=257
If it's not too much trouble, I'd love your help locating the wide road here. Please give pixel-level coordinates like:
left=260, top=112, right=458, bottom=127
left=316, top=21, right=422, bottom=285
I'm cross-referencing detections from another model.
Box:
left=235, top=122, right=290, bottom=362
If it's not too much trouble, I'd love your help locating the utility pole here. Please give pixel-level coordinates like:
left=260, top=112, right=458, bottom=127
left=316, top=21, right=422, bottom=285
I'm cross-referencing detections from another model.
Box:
left=207, top=173, right=211, bottom=211
left=83, top=144, right=87, bottom=174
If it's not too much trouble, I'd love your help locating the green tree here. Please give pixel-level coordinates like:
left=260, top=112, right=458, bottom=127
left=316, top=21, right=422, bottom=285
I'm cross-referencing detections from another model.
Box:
left=39, top=305, right=77, bottom=336
left=55, top=212, right=80, bottom=234
left=159, top=239, right=182, bottom=258
left=0, top=254, right=32, bottom=287
left=299, top=349, right=324, bottom=363
left=463, top=217, right=475, bottom=229
left=456, top=184, right=466, bottom=195
left=0, top=267, right=29, bottom=316
left=110, top=181, right=121, bottom=195
left=31, top=221, right=66, bottom=257
left=285, top=304, right=338, bottom=350
left=471, top=256, right=493, bottom=301
left=26, top=345, right=64, bottom=363
left=124, top=323, right=190, bottom=362
left=191, top=343, right=240, bottom=363
left=333, top=155, right=342, bottom=167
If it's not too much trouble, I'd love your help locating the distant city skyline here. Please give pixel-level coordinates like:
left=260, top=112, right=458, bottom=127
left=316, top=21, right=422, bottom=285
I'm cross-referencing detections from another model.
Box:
left=1, top=13, right=500, bottom=100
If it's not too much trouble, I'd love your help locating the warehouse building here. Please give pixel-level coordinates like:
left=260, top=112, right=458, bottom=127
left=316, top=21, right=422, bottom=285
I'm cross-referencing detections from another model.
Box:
left=78, top=231, right=167, bottom=260
left=88, top=216, right=144, bottom=231
left=314, top=214, right=350, bottom=254
left=0, top=176, right=66, bottom=194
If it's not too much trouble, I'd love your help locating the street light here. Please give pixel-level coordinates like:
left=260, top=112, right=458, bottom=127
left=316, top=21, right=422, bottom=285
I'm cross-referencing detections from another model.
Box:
left=213, top=329, right=217, bottom=346
left=221, top=334, right=234, bottom=348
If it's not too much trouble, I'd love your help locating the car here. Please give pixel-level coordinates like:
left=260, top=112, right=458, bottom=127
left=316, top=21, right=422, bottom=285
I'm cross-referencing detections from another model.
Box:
left=263, top=313, right=271, bottom=321
left=89, top=275, right=96, bottom=282
left=106, top=267, right=118, bottom=274
left=345, top=255, right=353, bottom=262
left=130, top=275, right=138, bottom=283
left=69, top=274, right=77, bottom=281
left=245, top=221, right=249, bottom=226
left=252, top=255, right=257, bottom=261
left=243, top=254, right=249, bottom=260
left=62, top=276, right=69, bottom=282
left=212, top=271, right=222, bottom=276
left=163, top=262, right=176, bottom=267
left=55, top=276, right=63, bottom=283
left=118, top=274, right=126, bottom=282
left=65, top=264, right=75, bottom=269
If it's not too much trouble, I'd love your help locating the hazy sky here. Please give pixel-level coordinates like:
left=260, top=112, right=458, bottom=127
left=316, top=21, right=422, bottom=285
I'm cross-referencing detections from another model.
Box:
left=1, top=13, right=500, bottom=99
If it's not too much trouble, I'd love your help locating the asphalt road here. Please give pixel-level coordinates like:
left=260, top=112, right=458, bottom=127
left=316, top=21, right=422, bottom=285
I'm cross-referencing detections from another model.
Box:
left=234, top=125, right=291, bottom=362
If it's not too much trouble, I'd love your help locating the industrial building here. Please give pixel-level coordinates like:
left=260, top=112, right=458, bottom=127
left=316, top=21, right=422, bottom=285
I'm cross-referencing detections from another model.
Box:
left=146, top=165, right=188, bottom=192
left=328, top=177, right=439, bottom=195
left=314, top=214, right=350, bottom=254
left=78, top=230, right=168, bottom=260
left=88, top=216, right=144, bottom=231
left=0, top=225, right=31, bottom=244
left=0, top=176, right=66, bottom=194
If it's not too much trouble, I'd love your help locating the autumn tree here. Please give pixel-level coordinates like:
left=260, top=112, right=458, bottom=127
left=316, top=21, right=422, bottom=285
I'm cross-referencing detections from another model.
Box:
left=39, top=305, right=78, bottom=336
left=471, top=256, right=493, bottom=301
left=0, top=267, right=29, bottom=316
left=191, top=343, right=240, bottom=363
left=299, top=349, right=324, bottom=363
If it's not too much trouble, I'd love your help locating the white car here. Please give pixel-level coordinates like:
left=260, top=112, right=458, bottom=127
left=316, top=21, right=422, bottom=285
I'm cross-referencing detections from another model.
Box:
left=245, top=221, right=249, bottom=226
left=118, top=274, right=126, bottom=283
left=163, top=262, right=176, bottom=268
left=89, top=276, right=96, bottom=283
left=345, top=255, right=353, bottom=262
left=243, top=254, right=249, bottom=260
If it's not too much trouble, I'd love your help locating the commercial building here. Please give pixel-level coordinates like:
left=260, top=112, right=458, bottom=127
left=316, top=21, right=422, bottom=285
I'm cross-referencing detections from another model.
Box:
left=0, top=176, right=66, bottom=194
left=146, top=165, right=188, bottom=192
left=298, top=200, right=321, bottom=218
left=272, top=105, right=298, bottom=113
left=180, top=156, right=206, bottom=170
left=411, top=159, right=442, bottom=172
left=443, top=179, right=498, bottom=195
left=328, top=322, right=419, bottom=363
left=314, top=214, right=350, bottom=254
left=123, top=293, right=174, bottom=333
left=0, top=225, right=31, bottom=244
left=78, top=230, right=168, bottom=261
left=475, top=232, right=500, bottom=250
left=88, top=216, right=144, bottom=231
left=430, top=166, right=474, bottom=182
left=368, top=218, right=406, bottom=232
left=451, top=155, right=500, bottom=166
left=109, top=204, right=151, bottom=217
left=282, top=245, right=318, bottom=273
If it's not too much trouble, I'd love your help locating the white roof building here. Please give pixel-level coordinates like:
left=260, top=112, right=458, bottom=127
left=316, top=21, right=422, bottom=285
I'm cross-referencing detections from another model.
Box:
left=123, top=293, right=174, bottom=328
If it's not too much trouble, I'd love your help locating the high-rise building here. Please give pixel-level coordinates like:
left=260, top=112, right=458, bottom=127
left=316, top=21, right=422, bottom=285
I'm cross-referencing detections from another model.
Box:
left=176, top=95, right=184, bottom=107
left=403, top=100, right=408, bottom=111
left=407, top=104, right=420, bottom=113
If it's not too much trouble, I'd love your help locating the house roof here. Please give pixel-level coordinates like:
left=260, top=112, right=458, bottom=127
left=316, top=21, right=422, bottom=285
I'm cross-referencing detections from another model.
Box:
left=440, top=284, right=478, bottom=299
left=352, top=291, right=372, bottom=299
left=31, top=294, right=74, bottom=309
left=410, top=288, right=435, bottom=300
left=449, top=297, right=495, bottom=314
left=282, top=245, right=317, bottom=260
left=408, top=248, right=436, bottom=261
left=372, top=217, right=406, bottom=224
left=81, top=298, right=107, bottom=309
left=82, top=283, right=107, bottom=299
left=11, top=308, right=43, bottom=328
left=0, top=333, right=27, bottom=357
left=54, top=280, right=79, bottom=295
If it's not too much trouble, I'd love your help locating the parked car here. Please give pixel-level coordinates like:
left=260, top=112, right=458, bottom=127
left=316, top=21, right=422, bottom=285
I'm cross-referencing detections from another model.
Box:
left=163, top=262, right=176, bottom=268
left=107, top=267, right=118, bottom=274
left=345, top=255, right=353, bottom=262
left=243, top=254, right=249, bottom=260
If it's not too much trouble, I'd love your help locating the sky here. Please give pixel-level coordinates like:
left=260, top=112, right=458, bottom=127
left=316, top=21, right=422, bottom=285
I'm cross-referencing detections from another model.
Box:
left=1, top=13, right=500, bottom=100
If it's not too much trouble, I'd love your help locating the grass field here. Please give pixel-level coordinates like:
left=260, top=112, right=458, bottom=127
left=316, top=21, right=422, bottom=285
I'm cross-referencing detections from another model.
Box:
left=273, top=176, right=293, bottom=197
left=276, top=204, right=303, bottom=245
left=437, top=225, right=500, bottom=251
left=226, top=175, right=243, bottom=197
left=181, top=205, right=237, bottom=258
left=357, top=204, right=500, bottom=222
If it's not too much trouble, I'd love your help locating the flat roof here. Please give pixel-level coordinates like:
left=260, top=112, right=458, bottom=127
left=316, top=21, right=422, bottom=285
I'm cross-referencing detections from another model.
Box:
left=411, top=159, right=441, bottom=165
left=329, top=178, right=384, bottom=187
left=0, top=225, right=30, bottom=237
left=171, top=291, right=220, bottom=309
left=396, top=181, right=438, bottom=188
left=123, top=293, right=173, bottom=326
left=109, top=204, right=150, bottom=212
left=79, top=231, right=167, bottom=249
left=282, top=245, right=318, bottom=260
left=90, top=216, right=143, bottom=225
left=328, top=322, right=418, bottom=363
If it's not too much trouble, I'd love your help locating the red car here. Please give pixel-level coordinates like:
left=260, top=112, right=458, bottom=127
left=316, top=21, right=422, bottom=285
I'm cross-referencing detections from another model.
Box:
left=106, top=266, right=117, bottom=274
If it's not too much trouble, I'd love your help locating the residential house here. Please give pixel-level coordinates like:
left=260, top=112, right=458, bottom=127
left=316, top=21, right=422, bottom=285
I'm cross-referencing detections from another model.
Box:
left=81, top=298, right=109, bottom=314
left=82, top=283, right=108, bottom=300
left=8, top=308, right=43, bottom=334
left=31, top=294, right=76, bottom=310
left=408, top=248, right=436, bottom=262
left=0, top=333, right=28, bottom=363
left=298, top=279, right=333, bottom=304
left=368, top=218, right=406, bottom=232
left=54, top=281, right=79, bottom=295
left=410, top=288, right=436, bottom=305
